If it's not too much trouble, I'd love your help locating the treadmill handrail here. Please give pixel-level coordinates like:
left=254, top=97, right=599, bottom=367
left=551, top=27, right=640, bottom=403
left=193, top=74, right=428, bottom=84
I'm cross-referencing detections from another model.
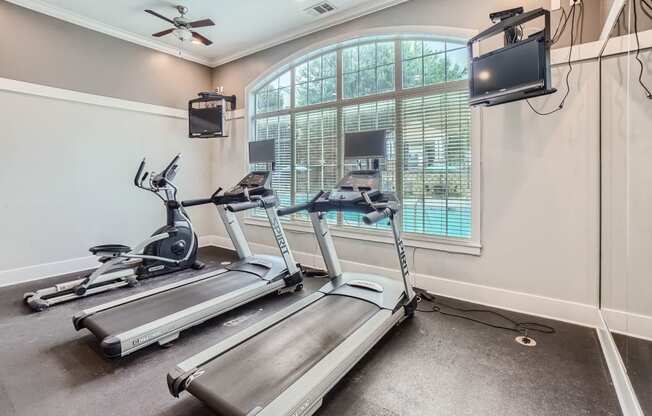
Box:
left=277, top=191, right=325, bottom=217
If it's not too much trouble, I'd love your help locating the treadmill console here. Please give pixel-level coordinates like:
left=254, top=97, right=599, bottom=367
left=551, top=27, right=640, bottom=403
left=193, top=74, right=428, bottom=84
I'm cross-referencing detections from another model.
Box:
left=310, top=169, right=394, bottom=214
left=224, top=171, right=272, bottom=198
left=328, top=170, right=382, bottom=201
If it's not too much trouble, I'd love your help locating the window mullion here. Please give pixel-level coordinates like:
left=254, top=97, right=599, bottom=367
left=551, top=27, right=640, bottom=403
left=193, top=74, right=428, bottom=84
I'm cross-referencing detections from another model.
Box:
left=290, top=69, right=296, bottom=208
left=336, top=48, right=344, bottom=227
left=394, top=38, right=404, bottom=232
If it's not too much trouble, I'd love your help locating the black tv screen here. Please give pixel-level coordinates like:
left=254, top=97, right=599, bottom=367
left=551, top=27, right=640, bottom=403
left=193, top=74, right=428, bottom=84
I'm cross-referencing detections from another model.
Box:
left=189, top=104, right=223, bottom=138
left=249, top=139, right=276, bottom=164
left=472, top=36, right=542, bottom=96
left=469, top=31, right=554, bottom=106
left=345, top=130, right=386, bottom=159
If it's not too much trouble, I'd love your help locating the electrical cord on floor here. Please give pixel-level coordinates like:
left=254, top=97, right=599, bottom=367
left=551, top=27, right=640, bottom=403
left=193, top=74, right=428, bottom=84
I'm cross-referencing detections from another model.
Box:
left=632, top=0, right=652, bottom=99
left=414, top=289, right=555, bottom=336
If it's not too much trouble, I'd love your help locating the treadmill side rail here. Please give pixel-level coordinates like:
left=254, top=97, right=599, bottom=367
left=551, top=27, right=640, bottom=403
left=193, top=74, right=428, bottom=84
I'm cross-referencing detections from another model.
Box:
left=168, top=292, right=325, bottom=396
left=72, top=268, right=228, bottom=330
left=113, top=279, right=286, bottom=357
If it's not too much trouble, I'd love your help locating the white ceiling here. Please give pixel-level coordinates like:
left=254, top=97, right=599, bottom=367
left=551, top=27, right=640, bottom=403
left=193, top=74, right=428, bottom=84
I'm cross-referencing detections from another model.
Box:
left=9, top=0, right=408, bottom=67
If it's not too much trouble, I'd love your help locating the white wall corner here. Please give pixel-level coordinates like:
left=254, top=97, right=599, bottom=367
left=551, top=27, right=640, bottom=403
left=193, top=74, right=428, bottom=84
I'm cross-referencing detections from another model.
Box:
left=602, top=308, right=652, bottom=342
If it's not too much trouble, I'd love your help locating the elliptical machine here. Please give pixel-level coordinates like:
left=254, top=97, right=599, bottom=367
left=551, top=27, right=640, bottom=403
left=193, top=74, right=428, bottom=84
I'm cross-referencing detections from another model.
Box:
left=24, top=154, right=204, bottom=311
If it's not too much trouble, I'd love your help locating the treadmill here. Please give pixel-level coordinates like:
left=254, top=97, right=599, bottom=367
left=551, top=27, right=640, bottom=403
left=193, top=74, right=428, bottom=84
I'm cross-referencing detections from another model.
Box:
left=73, top=168, right=303, bottom=358
left=167, top=132, right=417, bottom=416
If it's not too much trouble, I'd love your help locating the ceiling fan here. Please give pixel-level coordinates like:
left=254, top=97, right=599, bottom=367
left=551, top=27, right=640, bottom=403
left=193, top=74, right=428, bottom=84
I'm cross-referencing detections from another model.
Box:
left=145, top=5, right=214, bottom=46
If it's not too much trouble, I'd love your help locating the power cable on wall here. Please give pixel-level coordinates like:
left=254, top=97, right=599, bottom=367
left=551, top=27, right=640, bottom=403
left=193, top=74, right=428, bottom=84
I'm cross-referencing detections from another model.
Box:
left=526, top=3, right=582, bottom=116
left=632, top=0, right=652, bottom=99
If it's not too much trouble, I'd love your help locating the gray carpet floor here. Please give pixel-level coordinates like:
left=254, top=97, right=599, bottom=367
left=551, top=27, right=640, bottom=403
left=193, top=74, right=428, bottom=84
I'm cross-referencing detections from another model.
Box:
left=0, top=246, right=621, bottom=416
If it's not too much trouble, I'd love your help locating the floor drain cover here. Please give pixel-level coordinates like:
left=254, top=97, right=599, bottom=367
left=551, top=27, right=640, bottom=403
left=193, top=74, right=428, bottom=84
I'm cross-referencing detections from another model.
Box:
left=515, top=336, right=537, bottom=347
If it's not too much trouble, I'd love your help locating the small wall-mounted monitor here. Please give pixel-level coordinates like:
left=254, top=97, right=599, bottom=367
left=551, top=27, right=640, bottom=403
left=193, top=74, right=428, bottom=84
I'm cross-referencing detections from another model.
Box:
left=189, top=100, right=224, bottom=138
left=468, top=8, right=556, bottom=107
left=188, top=92, right=236, bottom=138
left=249, top=139, right=276, bottom=164
left=344, top=130, right=386, bottom=159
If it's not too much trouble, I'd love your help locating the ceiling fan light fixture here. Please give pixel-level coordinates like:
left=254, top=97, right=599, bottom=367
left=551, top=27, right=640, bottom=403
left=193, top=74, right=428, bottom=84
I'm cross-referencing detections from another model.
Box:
left=173, top=28, right=193, bottom=42
left=146, top=6, right=214, bottom=46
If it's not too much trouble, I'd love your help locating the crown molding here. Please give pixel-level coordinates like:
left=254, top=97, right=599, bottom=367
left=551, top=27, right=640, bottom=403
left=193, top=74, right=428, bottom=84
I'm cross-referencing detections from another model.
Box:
left=7, top=0, right=410, bottom=69
left=209, top=0, right=410, bottom=67
left=5, top=0, right=213, bottom=67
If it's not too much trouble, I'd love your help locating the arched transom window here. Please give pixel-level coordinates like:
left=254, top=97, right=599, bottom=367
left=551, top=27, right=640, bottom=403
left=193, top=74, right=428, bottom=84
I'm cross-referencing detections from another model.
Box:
left=249, top=34, right=472, bottom=240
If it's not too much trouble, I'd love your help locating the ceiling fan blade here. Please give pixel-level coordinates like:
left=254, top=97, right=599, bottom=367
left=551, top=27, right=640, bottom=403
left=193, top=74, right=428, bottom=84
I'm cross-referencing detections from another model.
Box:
left=145, top=9, right=175, bottom=25
left=152, top=28, right=175, bottom=37
left=192, top=31, right=213, bottom=46
left=188, top=18, right=215, bottom=28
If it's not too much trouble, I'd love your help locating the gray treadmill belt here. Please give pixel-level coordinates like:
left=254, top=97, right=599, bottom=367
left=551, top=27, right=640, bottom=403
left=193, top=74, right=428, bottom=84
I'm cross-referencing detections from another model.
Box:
left=187, top=295, right=380, bottom=416
left=81, top=271, right=264, bottom=339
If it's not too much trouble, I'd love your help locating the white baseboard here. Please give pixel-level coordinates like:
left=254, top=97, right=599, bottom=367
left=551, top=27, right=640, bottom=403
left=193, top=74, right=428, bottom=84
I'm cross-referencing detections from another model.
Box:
left=596, top=312, right=645, bottom=416
left=0, top=255, right=98, bottom=289
left=1, top=233, right=626, bottom=334
left=602, top=308, right=652, bottom=342
left=208, top=235, right=601, bottom=329
left=0, top=236, right=217, bottom=289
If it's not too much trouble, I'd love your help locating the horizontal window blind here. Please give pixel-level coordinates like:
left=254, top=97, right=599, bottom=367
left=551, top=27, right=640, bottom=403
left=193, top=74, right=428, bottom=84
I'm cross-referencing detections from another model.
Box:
left=294, top=108, right=338, bottom=223
left=342, top=100, right=396, bottom=230
left=401, top=91, right=471, bottom=238
left=251, top=115, right=292, bottom=217
left=250, top=35, right=473, bottom=241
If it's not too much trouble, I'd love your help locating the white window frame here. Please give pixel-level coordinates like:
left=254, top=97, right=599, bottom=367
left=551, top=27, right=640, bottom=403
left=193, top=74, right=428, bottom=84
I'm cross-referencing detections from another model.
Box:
left=242, top=26, right=482, bottom=256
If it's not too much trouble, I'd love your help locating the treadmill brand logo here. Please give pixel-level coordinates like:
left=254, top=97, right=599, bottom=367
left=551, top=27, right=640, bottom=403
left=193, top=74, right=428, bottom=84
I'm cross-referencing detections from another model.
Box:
left=397, top=239, right=409, bottom=278
left=133, top=336, right=150, bottom=346
left=132, top=331, right=159, bottom=347
left=270, top=216, right=289, bottom=255
left=292, top=400, right=312, bottom=416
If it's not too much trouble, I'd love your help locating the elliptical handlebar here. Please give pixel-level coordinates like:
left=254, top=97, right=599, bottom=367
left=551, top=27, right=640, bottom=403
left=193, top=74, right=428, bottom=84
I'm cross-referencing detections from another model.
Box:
left=133, top=155, right=183, bottom=202
left=161, top=154, right=181, bottom=180
left=134, top=158, right=146, bottom=187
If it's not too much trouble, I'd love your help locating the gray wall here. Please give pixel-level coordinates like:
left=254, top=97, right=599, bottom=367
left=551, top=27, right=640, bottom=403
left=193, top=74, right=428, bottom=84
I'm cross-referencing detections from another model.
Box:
left=212, top=0, right=605, bottom=109
left=0, top=1, right=211, bottom=109
left=0, top=90, right=215, bottom=271
left=0, top=1, right=216, bottom=275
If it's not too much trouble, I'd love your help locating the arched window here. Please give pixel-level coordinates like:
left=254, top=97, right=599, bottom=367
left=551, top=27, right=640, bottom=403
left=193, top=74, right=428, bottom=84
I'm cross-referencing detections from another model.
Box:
left=249, top=34, right=472, bottom=241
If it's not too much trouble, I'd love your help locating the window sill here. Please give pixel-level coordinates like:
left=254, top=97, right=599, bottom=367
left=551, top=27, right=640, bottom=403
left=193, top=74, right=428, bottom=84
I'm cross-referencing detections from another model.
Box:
left=244, top=217, right=482, bottom=256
